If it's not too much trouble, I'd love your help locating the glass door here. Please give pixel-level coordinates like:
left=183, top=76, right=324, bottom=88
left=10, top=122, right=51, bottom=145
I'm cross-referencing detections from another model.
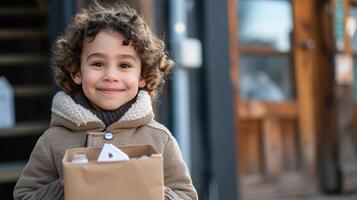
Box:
left=229, top=0, right=321, bottom=198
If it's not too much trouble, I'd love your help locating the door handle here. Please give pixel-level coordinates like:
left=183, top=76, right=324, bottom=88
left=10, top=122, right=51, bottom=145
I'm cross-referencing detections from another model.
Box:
left=300, top=38, right=316, bottom=50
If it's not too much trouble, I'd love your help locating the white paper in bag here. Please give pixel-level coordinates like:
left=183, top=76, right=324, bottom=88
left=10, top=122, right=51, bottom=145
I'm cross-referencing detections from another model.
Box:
left=97, top=143, right=130, bottom=162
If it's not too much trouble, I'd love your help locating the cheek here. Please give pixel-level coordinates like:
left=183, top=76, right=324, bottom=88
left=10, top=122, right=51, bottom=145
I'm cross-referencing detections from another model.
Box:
left=126, top=73, right=142, bottom=84
left=127, top=79, right=140, bottom=89
left=81, top=71, right=99, bottom=88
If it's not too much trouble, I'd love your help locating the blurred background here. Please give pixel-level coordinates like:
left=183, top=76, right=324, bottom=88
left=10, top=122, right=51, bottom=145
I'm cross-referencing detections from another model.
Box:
left=2, top=0, right=357, bottom=199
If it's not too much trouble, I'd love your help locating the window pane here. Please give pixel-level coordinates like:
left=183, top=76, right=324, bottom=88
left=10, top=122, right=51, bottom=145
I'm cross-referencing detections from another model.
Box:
left=239, top=54, right=295, bottom=101
left=351, top=6, right=357, bottom=51
left=237, top=0, right=292, bottom=52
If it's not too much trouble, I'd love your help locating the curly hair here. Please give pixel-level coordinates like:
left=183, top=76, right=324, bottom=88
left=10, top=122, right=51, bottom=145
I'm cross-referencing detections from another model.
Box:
left=51, top=2, right=174, bottom=98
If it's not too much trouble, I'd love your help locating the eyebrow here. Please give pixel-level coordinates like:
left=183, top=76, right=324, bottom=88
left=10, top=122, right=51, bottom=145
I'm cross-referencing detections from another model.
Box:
left=86, top=53, right=138, bottom=62
left=86, top=53, right=106, bottom=61
left=118, top=54, right=138, bottom=62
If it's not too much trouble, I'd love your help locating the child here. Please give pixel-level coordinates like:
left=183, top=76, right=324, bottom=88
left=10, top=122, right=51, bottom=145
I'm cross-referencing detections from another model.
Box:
left=13, top=2, right=198, bottom=200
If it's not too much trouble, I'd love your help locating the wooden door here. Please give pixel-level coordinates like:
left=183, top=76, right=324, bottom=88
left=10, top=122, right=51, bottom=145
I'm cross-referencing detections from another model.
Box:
left=228, top=0, right=326, bottom=198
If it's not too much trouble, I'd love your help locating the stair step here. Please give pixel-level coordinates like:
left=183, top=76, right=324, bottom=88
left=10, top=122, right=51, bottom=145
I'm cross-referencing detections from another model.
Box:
left=0, top=7, right=46, bottom=17
left=0, top=54, right=48, bottom=65
left=0, top=121, right=48, bottom=137
left=0, top=161, right=26, bottom=183
left=0, top=29, right=47, bottom=39
left=14, top=85, right=52, bottom=97
left=0, top=6, right=47, bottom=29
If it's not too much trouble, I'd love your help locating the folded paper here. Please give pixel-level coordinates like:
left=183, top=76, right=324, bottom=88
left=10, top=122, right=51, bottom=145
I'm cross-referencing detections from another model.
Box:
left=97, top=143, right=129, bottom=162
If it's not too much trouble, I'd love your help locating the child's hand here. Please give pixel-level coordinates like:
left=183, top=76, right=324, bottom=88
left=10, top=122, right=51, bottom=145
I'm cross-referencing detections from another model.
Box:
left=164, top=186, right=181, bottom=200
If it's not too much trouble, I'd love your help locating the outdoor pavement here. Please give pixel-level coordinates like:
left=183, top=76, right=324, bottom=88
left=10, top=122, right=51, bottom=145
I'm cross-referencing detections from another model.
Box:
left=280, top=193, right=357, bottom=200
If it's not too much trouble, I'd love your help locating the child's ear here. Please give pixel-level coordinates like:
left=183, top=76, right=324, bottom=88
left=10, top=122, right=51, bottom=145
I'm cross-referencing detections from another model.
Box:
left=139, top=77, right=146, bottom=88
left=71, top=72, right=82, bottom=85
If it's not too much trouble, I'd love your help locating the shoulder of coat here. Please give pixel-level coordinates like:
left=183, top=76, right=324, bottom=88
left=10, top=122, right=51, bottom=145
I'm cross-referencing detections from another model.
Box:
left=146, top=120, right=172, bottom=139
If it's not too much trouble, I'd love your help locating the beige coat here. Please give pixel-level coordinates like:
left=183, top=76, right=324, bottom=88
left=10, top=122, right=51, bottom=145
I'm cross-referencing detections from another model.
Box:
left=14, top=90, right=198, bottom=200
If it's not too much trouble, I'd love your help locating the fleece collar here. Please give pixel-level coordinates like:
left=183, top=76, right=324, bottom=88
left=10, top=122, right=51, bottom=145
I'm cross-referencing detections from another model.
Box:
left=51, top=90, right=153, bottom=128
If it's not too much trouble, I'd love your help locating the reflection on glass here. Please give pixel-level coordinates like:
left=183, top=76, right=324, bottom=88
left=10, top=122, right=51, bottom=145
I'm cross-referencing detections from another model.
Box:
left=238, top=0, right=292, bottom=52
left=239, top=54, right=295, bottom=101
left=351, top=6, right=357, bottom=51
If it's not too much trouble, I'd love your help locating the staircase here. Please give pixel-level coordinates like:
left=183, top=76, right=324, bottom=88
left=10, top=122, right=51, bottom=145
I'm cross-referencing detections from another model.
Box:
left=0, top=0, right=51, bottom=199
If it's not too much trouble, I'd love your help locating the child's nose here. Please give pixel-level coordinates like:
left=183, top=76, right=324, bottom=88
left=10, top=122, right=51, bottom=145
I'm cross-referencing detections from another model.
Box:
left=103, top=66, right=119, bottom=82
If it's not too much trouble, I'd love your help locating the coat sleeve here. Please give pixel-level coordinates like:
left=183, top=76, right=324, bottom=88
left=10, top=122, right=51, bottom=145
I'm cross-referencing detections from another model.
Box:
left=13, top=134, right=64, bottom=200
left=163, top=135, right=198, bottom=200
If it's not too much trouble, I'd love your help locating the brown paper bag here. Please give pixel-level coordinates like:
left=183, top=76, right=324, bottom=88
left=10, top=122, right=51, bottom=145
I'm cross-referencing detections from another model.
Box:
left=63, top=144, right=164, bottom=200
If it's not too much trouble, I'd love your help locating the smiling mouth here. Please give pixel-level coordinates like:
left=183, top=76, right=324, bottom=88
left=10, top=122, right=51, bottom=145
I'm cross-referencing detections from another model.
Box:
left=97, top=88, right=125, bottom=94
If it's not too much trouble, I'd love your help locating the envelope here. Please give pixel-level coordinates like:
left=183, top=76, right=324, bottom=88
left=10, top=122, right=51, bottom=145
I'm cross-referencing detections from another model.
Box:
left=62, top=144, right=164, bottom=200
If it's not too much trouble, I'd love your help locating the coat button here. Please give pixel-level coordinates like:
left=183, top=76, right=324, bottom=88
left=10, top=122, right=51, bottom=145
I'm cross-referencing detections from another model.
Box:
left=104, top=131, right=114, bottom=140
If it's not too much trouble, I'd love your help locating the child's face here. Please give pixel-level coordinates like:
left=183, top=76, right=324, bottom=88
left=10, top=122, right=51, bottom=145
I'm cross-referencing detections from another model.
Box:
left=72, top=30, right=145, bottom=111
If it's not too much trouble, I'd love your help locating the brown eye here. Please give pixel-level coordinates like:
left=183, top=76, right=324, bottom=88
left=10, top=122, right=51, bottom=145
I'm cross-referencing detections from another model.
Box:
left=120, top=63, right=131, bottom=68
left=91, top=62, right=103, bottom=67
